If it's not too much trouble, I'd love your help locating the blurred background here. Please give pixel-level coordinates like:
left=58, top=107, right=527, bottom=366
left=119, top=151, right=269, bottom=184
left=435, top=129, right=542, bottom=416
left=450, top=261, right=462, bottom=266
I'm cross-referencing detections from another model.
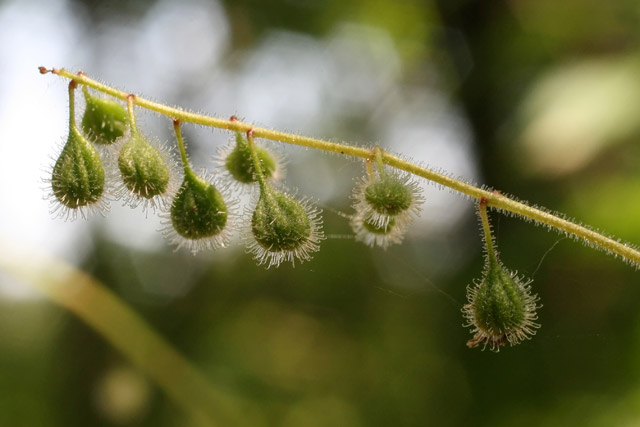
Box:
left=2, top=0, right=640, bottom=425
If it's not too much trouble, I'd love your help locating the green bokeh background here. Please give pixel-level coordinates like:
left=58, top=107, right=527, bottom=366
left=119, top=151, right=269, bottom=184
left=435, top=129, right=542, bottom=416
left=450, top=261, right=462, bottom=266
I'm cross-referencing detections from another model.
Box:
left=5, top=0, right=640, bottom=425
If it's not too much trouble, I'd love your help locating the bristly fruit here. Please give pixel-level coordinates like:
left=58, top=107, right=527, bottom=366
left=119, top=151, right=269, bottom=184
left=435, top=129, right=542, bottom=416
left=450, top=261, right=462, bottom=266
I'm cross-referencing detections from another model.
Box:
left=247, top=187, right=324, bottom=268
left=81, top=89, right=128, bottom=145
left=463, top=258, right=540, bottom=351
left=50, top=126, right=106, bottom=219
left=166, top=169, right=232, bottom=254
left=463, top=202, right=540, bottom=351
left=351, top=166, right=423, bottom=233
left=365, top=175, right=413, bottom=215
left=117, top=133, right=172, bottom=210
left=224, top=132, right=279, bottom=184
left=350, top=213, right=406, bottom=249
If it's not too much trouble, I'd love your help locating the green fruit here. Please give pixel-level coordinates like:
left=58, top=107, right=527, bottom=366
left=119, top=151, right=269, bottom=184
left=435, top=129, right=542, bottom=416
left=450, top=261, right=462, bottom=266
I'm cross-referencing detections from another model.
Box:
left=468, top=258, right=537, bottom=349
left=171, top=170, right=228, bottom=240
left=51, top=127, right=105, bottom=209
left=225, top=132, right=277, bottom=183
left=252, top=190, right=312, bottom=252
left=82, top=92, right=128, bottom=145
left=364, top=175, right=413, bottom=216
left=463, top=204, right=540, bottom=351
left=118, top=134, right=170, bottom=199
left=362, top=216, right=395, bottom=235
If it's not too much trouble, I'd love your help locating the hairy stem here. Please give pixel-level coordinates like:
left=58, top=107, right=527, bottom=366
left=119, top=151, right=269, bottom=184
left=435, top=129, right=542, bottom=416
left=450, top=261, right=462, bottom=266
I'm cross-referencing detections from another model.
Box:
left=173, top=120, right=191, bottom=172
left=126, top=95, right=140, bottom=135
left=373, top=146, right=387, bottom=177
left=478, top=200, right=497, bottom=265
left=246, top=130, right=268, bottom=191
left=44, top=67, right=640, bottom=267
left=67, top=81, right=76, bottom=126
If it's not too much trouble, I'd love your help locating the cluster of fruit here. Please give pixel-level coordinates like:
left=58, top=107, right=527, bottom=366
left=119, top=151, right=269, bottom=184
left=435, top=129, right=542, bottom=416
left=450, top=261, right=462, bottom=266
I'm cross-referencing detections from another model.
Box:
left=47, top=76, right=540, bottom=351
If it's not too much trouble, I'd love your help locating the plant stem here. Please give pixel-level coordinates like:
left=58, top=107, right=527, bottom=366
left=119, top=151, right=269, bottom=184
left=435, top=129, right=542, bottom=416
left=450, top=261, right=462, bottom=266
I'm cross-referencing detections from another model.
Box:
left=45, top=67, right=640, bottom=267
left=246, top=130, right=268, bottom=192
left=478, top=200, right=497, bottom=265
left=365, top=157, right=374, bottom=179
left=173, top=120, right=191, bottom=172
left=67, top=81, right=76, bottom=127
left=0, top=239, right=247, bottom=427
left=373, top=146, right=387, bottom=177
left=126, top=95, right=140, bottom=135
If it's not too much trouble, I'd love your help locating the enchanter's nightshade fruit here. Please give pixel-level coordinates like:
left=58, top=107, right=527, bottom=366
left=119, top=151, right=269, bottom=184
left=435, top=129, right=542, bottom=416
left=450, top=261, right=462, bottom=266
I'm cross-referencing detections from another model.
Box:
left=51, top=126, right=106, bottom=214
left=225, top=131, right=278, bottom=185
left=49, top=81, right=107, bottom=219
left=42, top=68, right=640, bottom=353
left=350, top=214, right=406, bottom=249
left=165, top=121, right=233, bottom=253
left=351, top=160, right=423, bottom=248
left=81, top=88, right=128, bottom=145
left=241, top=129, right=323, bottom=268
left=463, top=202, right=540, bottom=351
left=248, top=187, right=323, bottom=268
left=168, top=169, right=231, bottom=254
left=117, top=133, right=172, bottom=209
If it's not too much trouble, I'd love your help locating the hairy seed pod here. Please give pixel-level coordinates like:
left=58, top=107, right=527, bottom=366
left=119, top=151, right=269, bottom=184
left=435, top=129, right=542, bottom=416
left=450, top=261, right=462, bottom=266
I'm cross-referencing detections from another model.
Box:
left=463, top=258, right=539, bottom=351
left=225, top=132, right=277, bottom=184
left=350, top=214, right=406, bottom=249
left=463, top=203, right=540, bottom=351
left=168, top=169, right=230, bottom=253
left=248, top=188, right=323, bottom=268
left=253, top=192, right=310, bottom=249
left=82, top=91, right=128, bottom=145
left=352, top=170, right=424, bottom=229
left=365, top=175, right=413, bottom=215
left=50, top=126, right=106, bottom=216
left=117, top=134, right=171, bottom=205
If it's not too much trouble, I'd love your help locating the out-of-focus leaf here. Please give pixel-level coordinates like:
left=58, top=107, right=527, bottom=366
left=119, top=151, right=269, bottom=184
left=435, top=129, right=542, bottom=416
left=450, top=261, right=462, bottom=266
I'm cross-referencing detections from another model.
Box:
left=512, top=56, right=640, bottom=176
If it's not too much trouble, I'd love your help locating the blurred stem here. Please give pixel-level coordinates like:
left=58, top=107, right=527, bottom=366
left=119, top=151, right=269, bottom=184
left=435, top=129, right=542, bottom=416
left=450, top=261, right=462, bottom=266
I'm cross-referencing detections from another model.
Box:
left=373, top=146, right=387, bottom=177
left=0, top=240, right=245, bottom=427
left=365, top=158, right=374, bottom=179
left=45, top=67, right=640, bottom=267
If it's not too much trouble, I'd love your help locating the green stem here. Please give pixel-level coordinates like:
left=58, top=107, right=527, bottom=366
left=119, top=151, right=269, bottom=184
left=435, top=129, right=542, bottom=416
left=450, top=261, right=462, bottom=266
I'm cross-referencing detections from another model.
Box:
left=46, top=68, right=640, bottom=267
left=478, top=200, right=497, bottom=264
left=126, top=95, right=139, bottom=135
left=365, top=158, right=375, bottom=180
left=246, top=131, right=268, bottom=192
left=0, top=239, right=247, bottom=427
left=373, top=146, right=387, bottom=177
left=173, top=120, right=191, bottom=172
left=67, top=81, right=76, bottom=127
